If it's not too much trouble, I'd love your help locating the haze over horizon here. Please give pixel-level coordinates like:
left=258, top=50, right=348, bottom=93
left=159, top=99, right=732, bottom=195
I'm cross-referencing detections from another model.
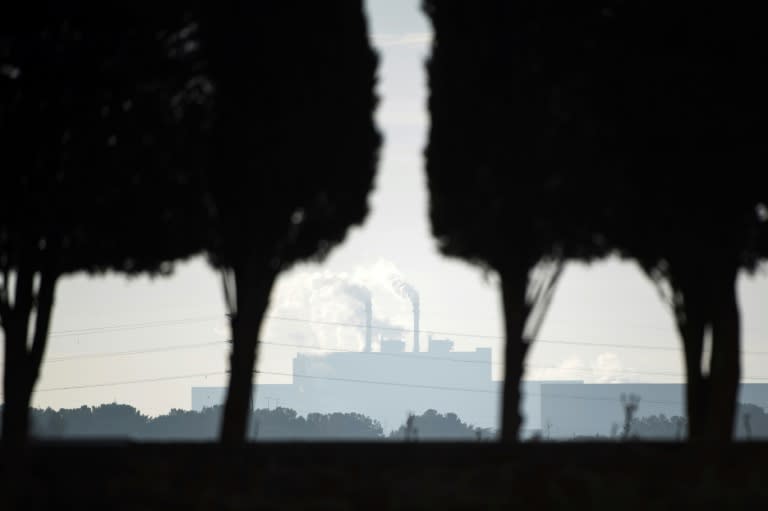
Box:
left=2, top=0, right=766, bottom=419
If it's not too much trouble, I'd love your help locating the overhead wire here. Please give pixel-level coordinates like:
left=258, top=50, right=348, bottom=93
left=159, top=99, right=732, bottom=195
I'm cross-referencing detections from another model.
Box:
left=44, top=312, right=768, bottom=355
left=40, top=337, right=768, bottom=381
left=21, top=368, right=685, bottom=407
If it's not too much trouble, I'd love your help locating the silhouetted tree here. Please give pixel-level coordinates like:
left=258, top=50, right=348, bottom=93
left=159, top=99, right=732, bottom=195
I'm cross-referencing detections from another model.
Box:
left=630, top=414, right=687, bottom=440
left=25, top=404, right=390, bottom=440
left=423, top=1, right=610, bottom=441
left=389, top=409, right=479, bottom=440
left=735, top=404, right=768, bottom=440
left=0, top=3, right=206, bottom=444
left=145, top=407, right=222, bottom=440
left=196, top=1, right=380, bottom=444
left=620, top=393, right=640, bottom=440
left=593, top=3, right=768, bottom=441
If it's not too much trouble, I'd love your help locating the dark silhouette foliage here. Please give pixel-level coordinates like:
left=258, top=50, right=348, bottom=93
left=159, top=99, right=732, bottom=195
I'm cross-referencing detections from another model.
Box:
left=253, top=408, right=384, bottom=440
left=0, top=2, right=206, bottom=444
left=630, top=404, right=768, bottom=440
left=22, top=405, right=385, bottom=441
left=630, top=414, right=687, bottom=440
left=388, top=409, right=489, bottom=440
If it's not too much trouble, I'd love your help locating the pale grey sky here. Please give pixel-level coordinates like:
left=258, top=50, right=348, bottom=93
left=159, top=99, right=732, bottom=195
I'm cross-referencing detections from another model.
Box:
left=3, top=0, right=767, bottom=417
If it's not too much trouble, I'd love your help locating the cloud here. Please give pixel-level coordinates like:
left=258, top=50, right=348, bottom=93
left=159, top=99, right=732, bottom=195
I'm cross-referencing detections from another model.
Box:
left=590, top=352, right=628, bottom=383
left=371, top=32, right=432, bottom=48
left=527, top=356, right=587, bottom=381
left=526, top=352, right=633, bottom=383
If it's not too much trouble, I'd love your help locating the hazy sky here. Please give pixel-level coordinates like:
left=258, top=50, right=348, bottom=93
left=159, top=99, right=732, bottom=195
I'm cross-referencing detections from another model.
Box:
left=3, top=0, right=767, bottom=418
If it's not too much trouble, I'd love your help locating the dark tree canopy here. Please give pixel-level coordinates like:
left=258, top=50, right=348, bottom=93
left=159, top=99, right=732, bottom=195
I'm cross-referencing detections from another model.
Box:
left=595, top=2, right=767, bottom=274
left=199, top=1, right=379, bottom=274
left=425, top=2, right=622, bottom=271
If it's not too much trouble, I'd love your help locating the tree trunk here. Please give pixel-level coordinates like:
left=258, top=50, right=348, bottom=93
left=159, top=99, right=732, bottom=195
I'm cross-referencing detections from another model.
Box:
left=708, top=264, right=740, bottom=442
left=674, top=281, right=708, bottom=441
left=2, top=340, right=33, bottom=445
left=673, top=260, right=740, bottom=442
left=1, top=265, right=57, bottom=445
left=219, top=260, right=277, bottom=445
left=499, top=264, right=530, bottom=443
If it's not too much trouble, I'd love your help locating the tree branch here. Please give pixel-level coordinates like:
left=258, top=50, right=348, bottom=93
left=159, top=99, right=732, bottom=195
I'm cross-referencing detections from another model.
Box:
left=28, top=267, right=58, bottom=383
left=221, top=268, right=237, bottom=317
left=0, top=267, right=9, bottom=321
left=524, top=259, right=564, bottom=341
left=12, top=259, right=34, bottom=351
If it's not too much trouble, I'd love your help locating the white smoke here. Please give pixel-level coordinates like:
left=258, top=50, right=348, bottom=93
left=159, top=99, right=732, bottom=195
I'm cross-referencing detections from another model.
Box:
left=340, top=283, right=372, bottom=316
left=391, top=276, right=420, bottom=351
left=392, top=278, right=419, bottom=309
left=261, top=260, right=412, bottom=357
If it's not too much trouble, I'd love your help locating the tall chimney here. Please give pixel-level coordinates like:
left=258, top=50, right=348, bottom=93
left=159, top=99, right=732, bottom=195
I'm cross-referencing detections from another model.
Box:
left=412, top=296, right=419, bottom=353
left=392, top=278, right=420, bottom=353
left=365, top=300, right=372, bottom=352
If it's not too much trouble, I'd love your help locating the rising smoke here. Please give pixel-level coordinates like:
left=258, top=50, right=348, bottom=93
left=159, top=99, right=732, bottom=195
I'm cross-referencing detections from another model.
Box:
left=340, top=283, right=373, bottom=351
left=392, top=278, right=420, bottom=352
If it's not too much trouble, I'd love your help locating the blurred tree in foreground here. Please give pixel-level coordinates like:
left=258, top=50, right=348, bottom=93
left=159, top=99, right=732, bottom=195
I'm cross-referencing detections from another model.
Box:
left=196, top=1, right=380, bottom=444
left=595, top=2, right=768, bottom=441
left=0, top=2, right=206, bottom=444
left=423, top=0, right=611, bottom=442
left=424, top=0, right=767, bottom=443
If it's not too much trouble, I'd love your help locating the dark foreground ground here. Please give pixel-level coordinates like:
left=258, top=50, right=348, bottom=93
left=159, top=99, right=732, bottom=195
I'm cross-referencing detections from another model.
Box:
left=1, top=442, right=767, bottom=510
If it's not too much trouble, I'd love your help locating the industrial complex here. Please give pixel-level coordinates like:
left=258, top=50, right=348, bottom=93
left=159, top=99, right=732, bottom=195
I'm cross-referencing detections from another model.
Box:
left=192, top=286, right=768, bottom=437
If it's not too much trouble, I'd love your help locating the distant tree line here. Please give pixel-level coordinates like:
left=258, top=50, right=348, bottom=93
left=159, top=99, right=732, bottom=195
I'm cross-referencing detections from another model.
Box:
left=630, top=403, right=768, bottom=440
left=0, top=404, right=488, bottom=441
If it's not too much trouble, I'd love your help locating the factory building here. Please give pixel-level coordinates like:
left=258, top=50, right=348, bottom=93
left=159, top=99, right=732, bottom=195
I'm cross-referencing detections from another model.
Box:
left=192, top=336, right=501, bottom=433
left=539, top=382, right=768, bottom=439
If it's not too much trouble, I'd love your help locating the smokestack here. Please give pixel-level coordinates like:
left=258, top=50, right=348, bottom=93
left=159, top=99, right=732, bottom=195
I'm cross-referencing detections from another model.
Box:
left=365, top=299, right=372, bottom=352
left=392, top=279, right=420, bottom=352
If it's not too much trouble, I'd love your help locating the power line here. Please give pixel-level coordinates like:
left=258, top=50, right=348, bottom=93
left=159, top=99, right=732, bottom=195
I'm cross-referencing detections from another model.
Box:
left=20, top=368, right=685, bottom=407
left=47, top=312, right=768, bottom=356
left=256, top=370, right=496, bottom=395
left=32, top=371, right=225, bottom=393
left=268, top=315, right=768, bottom=355
left=48, top=315, right=223, bottom=338
left=46, top=341, right=226, bottom=363
left=259, top=369, right=684, bottom=406
left=40, top=337, right=768, bottom=381
left=261, top=340, right=768, bottom=381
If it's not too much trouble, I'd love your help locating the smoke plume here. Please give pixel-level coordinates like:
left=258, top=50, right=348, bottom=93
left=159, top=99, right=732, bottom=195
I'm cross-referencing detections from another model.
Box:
left=341, top=283, right=373, bottom=351
left=392, top=278, right=420, bottom=352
